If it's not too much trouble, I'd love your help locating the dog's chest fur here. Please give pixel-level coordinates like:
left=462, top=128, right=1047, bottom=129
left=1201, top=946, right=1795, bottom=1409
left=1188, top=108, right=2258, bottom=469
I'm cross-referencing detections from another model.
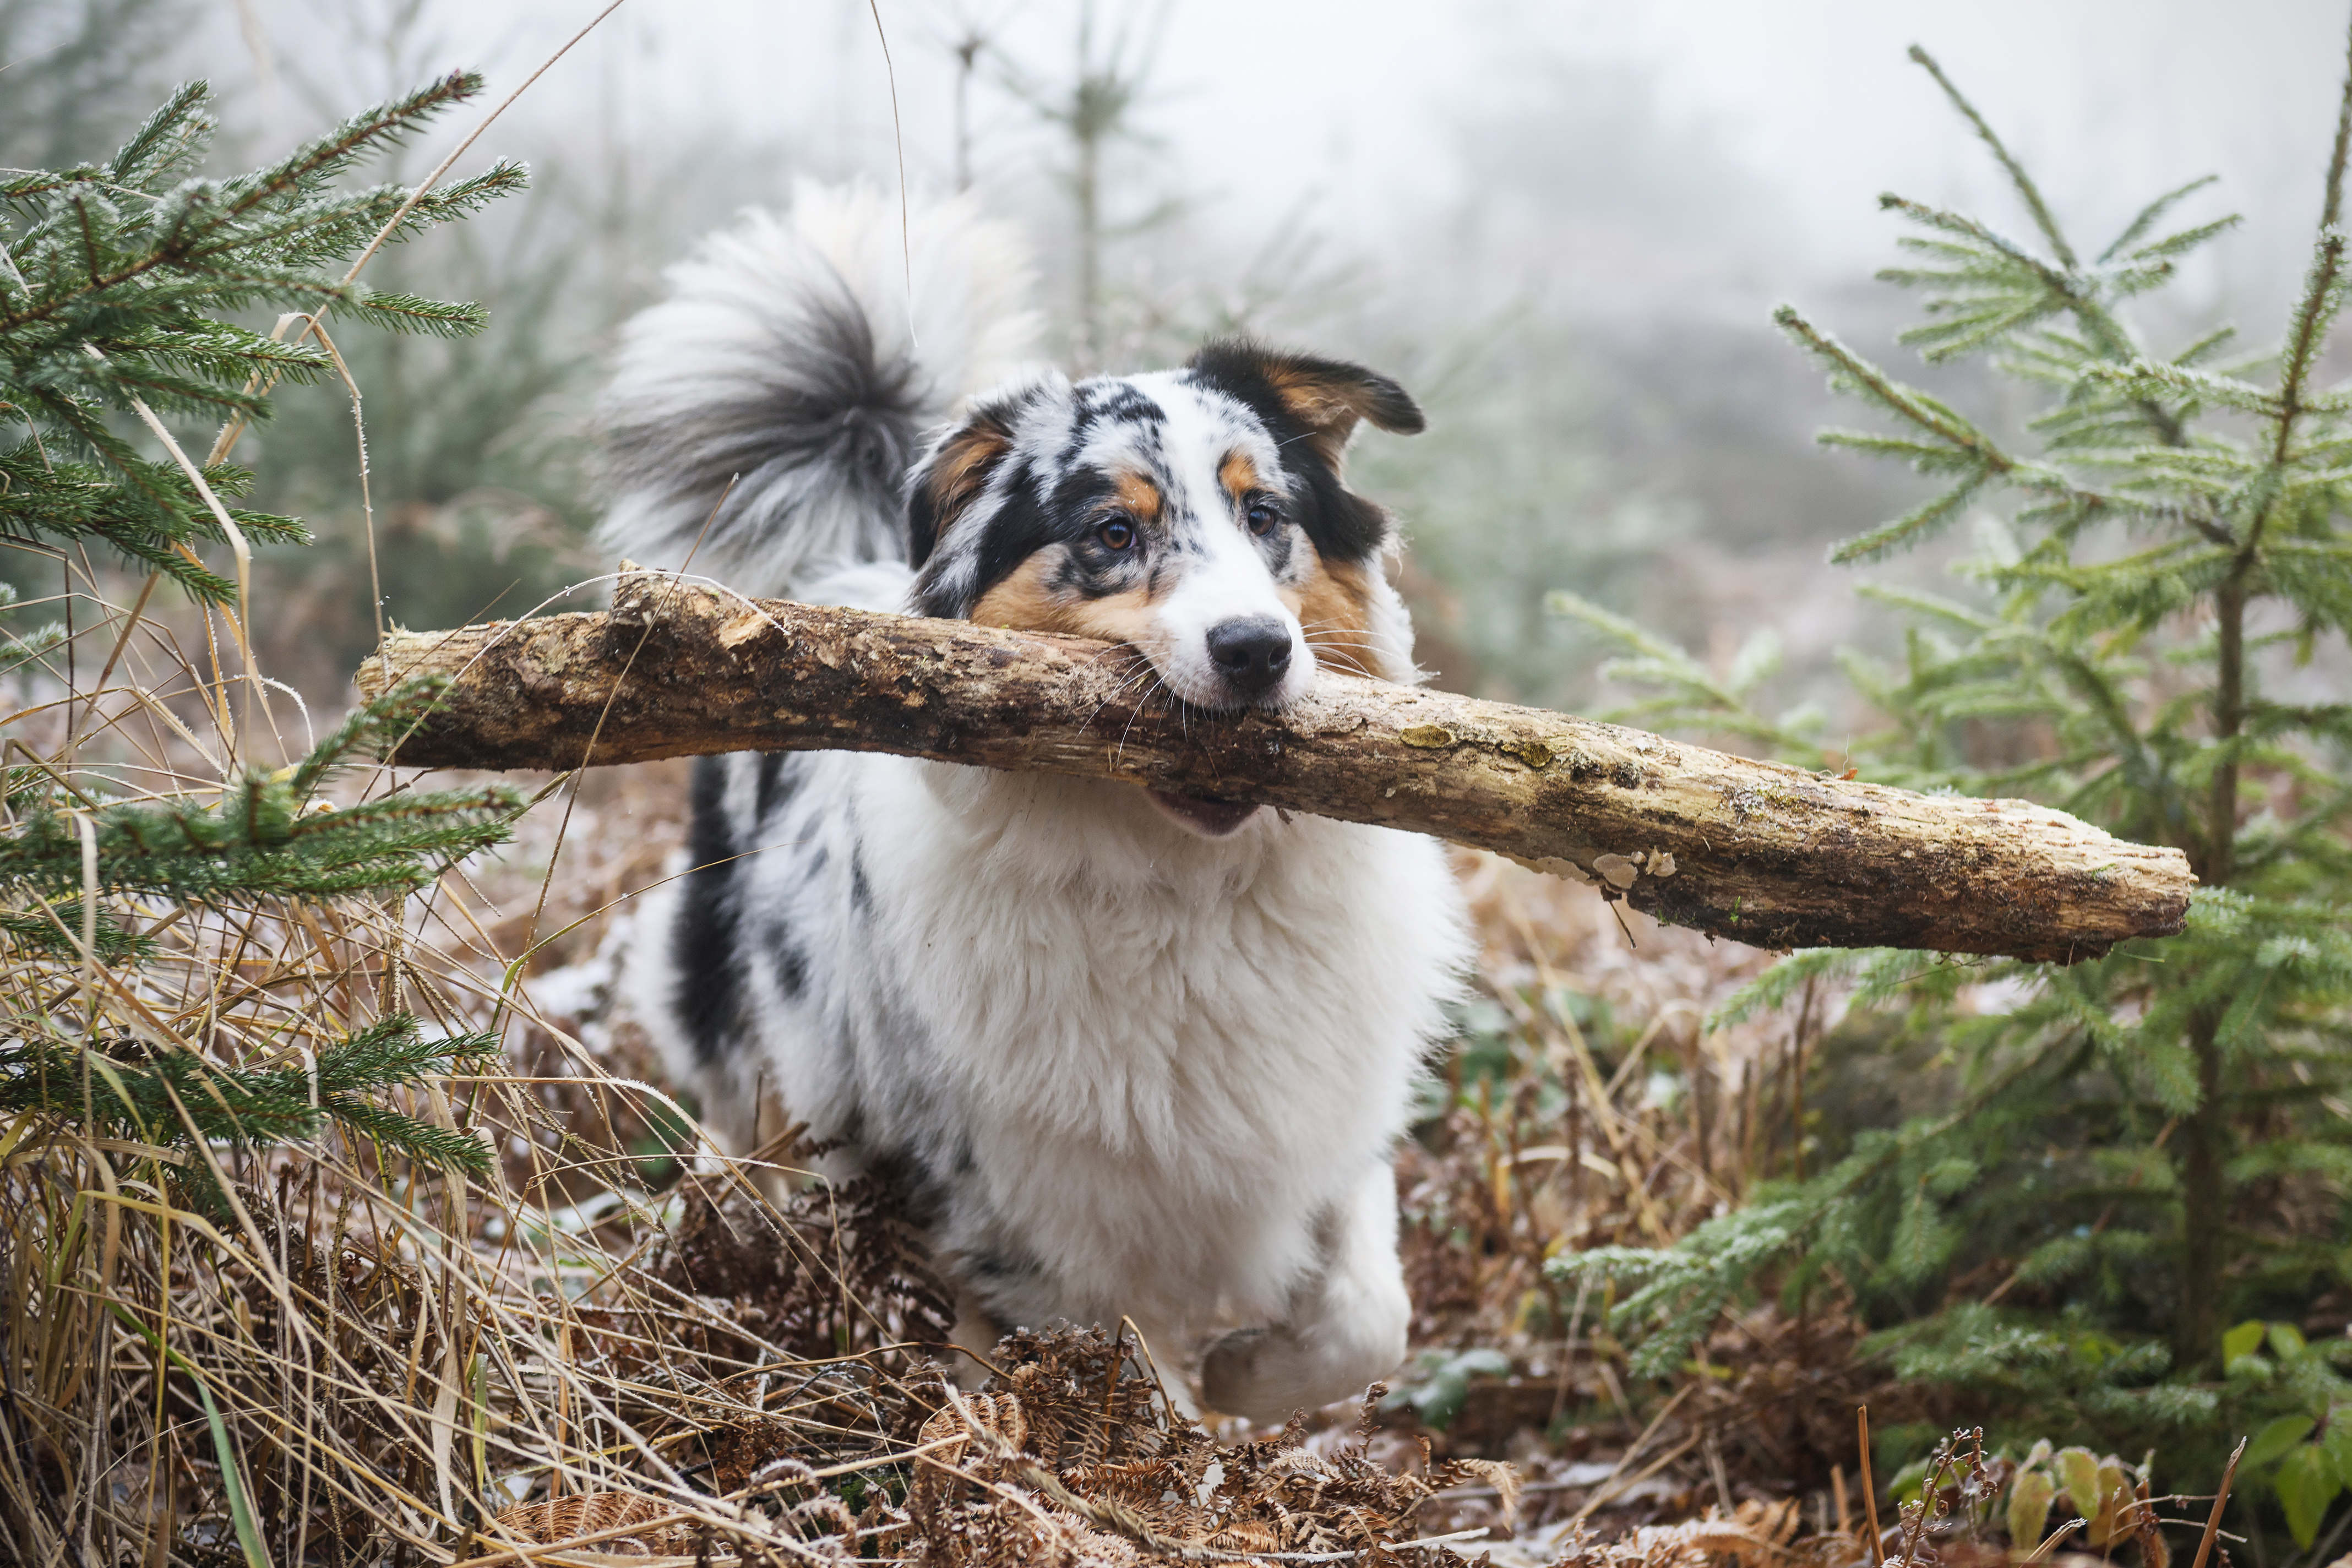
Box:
left=690, top=746, right=1463, bottom=1338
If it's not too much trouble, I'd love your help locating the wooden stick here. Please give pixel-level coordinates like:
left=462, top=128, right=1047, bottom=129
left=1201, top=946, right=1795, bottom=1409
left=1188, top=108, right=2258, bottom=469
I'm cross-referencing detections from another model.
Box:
left=355, top=571, right=2198, bottom=962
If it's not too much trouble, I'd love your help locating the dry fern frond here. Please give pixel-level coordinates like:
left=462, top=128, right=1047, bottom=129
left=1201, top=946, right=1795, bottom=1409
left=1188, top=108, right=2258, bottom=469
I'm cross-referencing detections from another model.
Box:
left=478, top=1490, right=688, bottom=1555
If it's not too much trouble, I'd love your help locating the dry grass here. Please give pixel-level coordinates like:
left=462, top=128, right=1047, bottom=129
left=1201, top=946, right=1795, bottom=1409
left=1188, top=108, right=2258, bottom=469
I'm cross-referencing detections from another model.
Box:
left=1376, top=856, right=1928, bottom=1541
left=0, top=556, right=959, bottom=1562
left=0, top=167, right=2148, bottom=1556
left=3, top=5, right=2289, bottom=1555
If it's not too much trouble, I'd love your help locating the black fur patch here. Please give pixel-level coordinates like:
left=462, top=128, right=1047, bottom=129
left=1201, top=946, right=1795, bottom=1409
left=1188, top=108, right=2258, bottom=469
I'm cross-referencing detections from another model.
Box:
left=911, top=408, right=1166, bottom=618
left=773, top=936, right=810, bottom=999
left=906, top=385, right=1054, bottom=569
left=1058, top=380, right=1163, bottom=469
left=971, top=1250, right=1039, bottom=1284
left=947, top=459, right=1061, bottom=617
left=675, top=756, right=749, bottom=1066
left=753, top=750, right=801, bottom=821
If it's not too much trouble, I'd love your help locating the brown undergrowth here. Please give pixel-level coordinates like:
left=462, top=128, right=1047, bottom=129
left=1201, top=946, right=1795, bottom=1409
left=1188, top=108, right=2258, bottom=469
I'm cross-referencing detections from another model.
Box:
left=1385, top=857, right=1918, bottom=1487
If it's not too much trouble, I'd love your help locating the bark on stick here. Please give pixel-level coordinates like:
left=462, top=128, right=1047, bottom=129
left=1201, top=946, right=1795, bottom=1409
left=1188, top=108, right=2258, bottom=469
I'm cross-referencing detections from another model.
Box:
left=356, top=570, right=2195, bottom=962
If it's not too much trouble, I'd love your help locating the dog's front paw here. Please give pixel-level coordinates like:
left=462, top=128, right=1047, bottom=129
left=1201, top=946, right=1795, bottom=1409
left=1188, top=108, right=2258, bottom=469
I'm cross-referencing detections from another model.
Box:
left=1200, top=1328, right=1281, bottom=1423
left=1202, top=1322, right=1401, bottom=1427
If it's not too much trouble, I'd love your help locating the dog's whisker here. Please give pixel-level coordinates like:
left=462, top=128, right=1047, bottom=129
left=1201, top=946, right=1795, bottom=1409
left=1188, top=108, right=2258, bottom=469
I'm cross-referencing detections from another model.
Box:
left=1082, top=641, right=1152, bottom=673
left=1306, top=645, right=1401, bottom=665
left=1303, top=627, right=1408, bottom=652
left=1114, top=673, right=1172, bottom=770
left=1081, top=660, right=1160, bottom=732
left=1301, top=634, right=1408, bottom=658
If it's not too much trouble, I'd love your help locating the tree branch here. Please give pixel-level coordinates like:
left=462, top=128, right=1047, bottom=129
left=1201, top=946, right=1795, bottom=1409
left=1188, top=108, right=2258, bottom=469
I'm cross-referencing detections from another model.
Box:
left=355, top=570, right=2196, bottom=963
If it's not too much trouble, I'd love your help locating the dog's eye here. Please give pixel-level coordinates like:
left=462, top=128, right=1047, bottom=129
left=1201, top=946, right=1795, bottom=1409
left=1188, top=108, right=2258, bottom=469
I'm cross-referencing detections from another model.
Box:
left=1244, top=499, right=1281, bottom=537
left=1096, top=516, right=1136, bottom=551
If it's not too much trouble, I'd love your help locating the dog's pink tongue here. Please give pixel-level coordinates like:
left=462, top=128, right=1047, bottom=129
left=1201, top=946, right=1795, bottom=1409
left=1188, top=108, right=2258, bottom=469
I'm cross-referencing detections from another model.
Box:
left=1147, top=789, right=1261, bottom=836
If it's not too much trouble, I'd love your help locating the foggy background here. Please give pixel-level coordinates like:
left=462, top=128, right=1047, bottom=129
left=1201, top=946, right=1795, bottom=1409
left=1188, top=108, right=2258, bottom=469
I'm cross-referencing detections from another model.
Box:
left=7, top=0, right=2345, bottom=717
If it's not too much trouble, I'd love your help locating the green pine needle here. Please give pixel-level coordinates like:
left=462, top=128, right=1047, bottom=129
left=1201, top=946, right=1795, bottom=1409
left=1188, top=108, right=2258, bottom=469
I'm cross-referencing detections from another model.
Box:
left=0, top=1016, right=498, bottom=1175
left=1562, top=42, right=2352, bottom=1428
left=0, top=74, right=524, bottom=603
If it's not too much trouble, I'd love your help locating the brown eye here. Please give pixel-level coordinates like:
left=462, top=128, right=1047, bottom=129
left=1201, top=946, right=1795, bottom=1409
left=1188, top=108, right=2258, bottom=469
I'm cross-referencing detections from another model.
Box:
left=1097, top=516, right=1135, bottom=551
left=1244, top=499, right=1281, bottom=536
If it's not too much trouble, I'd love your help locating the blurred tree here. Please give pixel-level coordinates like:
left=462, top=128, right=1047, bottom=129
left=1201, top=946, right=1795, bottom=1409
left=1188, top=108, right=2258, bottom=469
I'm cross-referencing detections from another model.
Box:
left=0, top=0, right=190, bottom=173
left=1353, top=52, right=1918, bottom=706
left=233, top=0, right=804, bottom=682
left=994, top=0, right=1180, bottom=371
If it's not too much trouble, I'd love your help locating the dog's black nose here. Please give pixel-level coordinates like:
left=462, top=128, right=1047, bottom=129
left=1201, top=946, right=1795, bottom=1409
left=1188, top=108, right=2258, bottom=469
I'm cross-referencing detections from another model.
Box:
left=1206, top=616, right=1293, bottom=698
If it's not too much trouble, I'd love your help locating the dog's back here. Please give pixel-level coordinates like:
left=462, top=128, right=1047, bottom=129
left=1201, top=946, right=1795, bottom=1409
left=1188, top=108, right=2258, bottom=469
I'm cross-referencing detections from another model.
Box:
left=602, top=187, right=1468, bottom=1422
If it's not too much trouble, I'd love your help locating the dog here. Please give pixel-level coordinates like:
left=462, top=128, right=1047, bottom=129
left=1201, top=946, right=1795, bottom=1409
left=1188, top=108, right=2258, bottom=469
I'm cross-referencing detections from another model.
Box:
left=602, top=183, right=1468, bottom=1423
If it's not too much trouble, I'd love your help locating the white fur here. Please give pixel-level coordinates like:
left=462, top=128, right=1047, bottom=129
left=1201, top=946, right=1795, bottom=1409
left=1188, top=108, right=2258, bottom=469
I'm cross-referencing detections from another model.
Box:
left=625, top=743, right=1465, bottom=1418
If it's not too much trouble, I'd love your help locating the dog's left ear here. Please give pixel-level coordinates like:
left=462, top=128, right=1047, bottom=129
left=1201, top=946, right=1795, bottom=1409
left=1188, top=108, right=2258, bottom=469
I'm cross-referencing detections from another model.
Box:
left=907, top=401, right=1017, bottom=569
left=1187, top=340, right=1424, bottom=465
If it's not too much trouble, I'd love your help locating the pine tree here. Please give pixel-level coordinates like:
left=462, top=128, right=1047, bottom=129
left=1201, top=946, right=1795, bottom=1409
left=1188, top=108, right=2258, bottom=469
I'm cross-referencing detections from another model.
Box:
left=995, top=0, right=1182, bottom=371
left=1552, top=37, right=2352, bottom=1521
left=0, top=75, right=527, bottom=1180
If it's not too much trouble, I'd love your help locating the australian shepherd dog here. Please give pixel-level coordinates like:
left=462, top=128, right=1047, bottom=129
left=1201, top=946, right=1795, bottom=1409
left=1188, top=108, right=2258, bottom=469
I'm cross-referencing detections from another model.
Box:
left=601, top=184, right=1468, bottom=1423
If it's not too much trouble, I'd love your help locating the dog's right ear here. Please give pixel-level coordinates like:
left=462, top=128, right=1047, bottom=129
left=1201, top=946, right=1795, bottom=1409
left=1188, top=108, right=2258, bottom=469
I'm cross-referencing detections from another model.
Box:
left=907, top=403, right=1017, bottom=568
left=1186, top=339, right=1423, bottom=468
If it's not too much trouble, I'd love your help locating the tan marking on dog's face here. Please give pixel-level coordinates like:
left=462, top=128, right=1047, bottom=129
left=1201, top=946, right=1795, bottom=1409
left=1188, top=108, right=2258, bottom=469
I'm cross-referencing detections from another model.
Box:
left=1112, top=470, right=1163, bottom=527
left=969, top=553, right=1159, bottom=643
left=920, top=418, right=1013, bottom=552
left=1257, top=365, right=1364, bottom=464
left=1219, top=451, right=1261, bottom=500
left=1284, top=554, right=1378, bottom=678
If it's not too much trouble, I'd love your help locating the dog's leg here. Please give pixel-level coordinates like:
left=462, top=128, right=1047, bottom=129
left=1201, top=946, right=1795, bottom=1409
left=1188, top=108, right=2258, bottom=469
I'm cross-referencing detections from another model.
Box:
left=1200, top=1161, right=1410, bottom=1425
left=946, top=1287, right=1005, bottom=1391
left=695, top=1080, right=798, bottom=1210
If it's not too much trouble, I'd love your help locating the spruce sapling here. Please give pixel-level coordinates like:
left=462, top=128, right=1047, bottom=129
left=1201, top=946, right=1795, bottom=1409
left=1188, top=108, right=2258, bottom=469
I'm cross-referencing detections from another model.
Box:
left=1, top=75, right=527, bottom=1182
left=1552, top=35, right=2352, bottom=1498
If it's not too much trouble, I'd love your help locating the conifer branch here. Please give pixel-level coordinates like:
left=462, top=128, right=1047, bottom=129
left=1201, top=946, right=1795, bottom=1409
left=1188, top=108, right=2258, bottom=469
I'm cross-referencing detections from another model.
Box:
left=0, top=1016, right=498, bottom=1176
left=1592, top=34, right=2352, bottom=1382
left=2099, top=175, right=2220, bottom=264
left=1, top=77, right=519, bottom=598
left=0, top=682, right=522, bottom=908
left=1907, top=44, right=2079, bottom=268
left=2273, top=231, right=2347, bottom=470
left=2326, top=11, right=2352, bottom=231
left=1555, top=1020, right=2086, bottom=1377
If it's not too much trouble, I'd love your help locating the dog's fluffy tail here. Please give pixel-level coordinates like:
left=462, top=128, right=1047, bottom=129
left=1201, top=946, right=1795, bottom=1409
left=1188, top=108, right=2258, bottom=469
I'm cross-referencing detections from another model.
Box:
left=596, top=181, right=1037, bottom=597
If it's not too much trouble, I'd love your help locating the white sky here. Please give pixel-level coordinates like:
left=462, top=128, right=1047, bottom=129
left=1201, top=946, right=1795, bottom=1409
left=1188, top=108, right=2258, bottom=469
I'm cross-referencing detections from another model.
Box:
left=237, top=0, right=2352, bottom=324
